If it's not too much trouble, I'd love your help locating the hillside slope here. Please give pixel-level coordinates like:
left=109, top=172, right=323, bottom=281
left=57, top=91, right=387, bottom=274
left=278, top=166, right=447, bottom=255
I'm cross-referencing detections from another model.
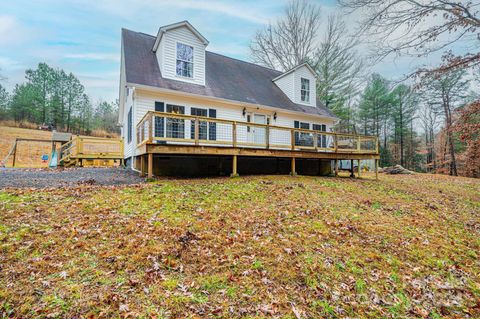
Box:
left=0, top=126, right=54, bottom=167
left=0, top=125, right=120, bottom=167
left=1, top=174, right=479, bottom=318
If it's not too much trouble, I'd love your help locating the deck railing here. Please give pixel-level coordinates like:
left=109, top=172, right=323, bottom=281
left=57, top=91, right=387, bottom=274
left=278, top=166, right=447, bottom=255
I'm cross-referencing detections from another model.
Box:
left=136, top=111, right=378, bottom=154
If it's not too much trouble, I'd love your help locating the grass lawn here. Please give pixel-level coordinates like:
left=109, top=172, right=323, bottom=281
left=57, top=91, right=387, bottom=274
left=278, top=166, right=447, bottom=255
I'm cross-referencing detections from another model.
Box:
left=1, top=173, right=479, bottom=318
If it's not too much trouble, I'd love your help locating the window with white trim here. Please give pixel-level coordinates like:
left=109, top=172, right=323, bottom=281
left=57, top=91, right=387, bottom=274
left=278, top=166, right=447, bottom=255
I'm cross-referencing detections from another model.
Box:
left=127, top=107, right=132, bottom=143
left=176, top=43, right=193, bottom=78
left=301, top=78, right=310, bottom=103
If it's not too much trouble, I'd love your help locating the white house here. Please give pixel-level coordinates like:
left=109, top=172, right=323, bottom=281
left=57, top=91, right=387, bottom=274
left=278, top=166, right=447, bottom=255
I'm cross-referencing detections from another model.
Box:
left=117, top=21, right=377, bottom=177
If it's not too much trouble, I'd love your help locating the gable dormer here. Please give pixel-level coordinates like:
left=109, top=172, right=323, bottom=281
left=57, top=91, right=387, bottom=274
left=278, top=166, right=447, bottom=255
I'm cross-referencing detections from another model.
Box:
left=153, top=21, right=209, bottom=86
left=273, top=63, right=317, bottom=107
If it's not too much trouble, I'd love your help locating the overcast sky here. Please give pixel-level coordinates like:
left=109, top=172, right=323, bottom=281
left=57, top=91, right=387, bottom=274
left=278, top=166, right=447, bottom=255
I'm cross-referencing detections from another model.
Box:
left=0, top=0, right=456, bottom=103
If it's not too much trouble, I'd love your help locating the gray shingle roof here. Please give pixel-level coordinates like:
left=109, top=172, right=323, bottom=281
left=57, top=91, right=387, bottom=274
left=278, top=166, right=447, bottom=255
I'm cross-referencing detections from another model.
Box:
left=122, top=28, right=336, bottom=119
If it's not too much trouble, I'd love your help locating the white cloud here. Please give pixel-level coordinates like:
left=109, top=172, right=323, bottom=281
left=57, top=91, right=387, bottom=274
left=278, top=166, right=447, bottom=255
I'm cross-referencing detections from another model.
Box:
left=79, top=0, right=271, bottom=25
left=64, top=53, right=119, bottom=62
left=0, top=15, right=30, bottom=46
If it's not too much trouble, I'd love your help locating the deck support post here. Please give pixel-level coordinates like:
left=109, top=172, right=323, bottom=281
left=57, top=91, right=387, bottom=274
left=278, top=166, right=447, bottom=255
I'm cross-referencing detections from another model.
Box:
left=147, top=153, right=153, bottom=179
left=140, top=155, right=146, bottom=177
left=334, top=159, right=339, bottom=177
left=290, top=157, right=297, bottom=176
left=375, top=159, right=379, bottom=180
left=357, top=159, right=362, bottom=178
left=231, top=155, right=239, bottom=177
left=350, top=159, right=355, bottom=178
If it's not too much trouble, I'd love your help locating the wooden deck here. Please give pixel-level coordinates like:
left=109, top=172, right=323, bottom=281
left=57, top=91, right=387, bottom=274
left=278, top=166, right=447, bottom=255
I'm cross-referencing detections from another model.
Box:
left=135, top=111, right=380, bottom=178
left=60, top=136, right=124, bottom=167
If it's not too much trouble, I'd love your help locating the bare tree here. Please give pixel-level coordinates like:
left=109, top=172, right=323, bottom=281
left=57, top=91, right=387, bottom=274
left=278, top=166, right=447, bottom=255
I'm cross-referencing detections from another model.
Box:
left=418, top=101, right=441, bottom=171
left=314, top=14, right=365, bottom=113
left=339, top=0, right=480, bottom=74
left=420, top=69, right=470, bottom=175
left=250, top=0, right=321, bottom=71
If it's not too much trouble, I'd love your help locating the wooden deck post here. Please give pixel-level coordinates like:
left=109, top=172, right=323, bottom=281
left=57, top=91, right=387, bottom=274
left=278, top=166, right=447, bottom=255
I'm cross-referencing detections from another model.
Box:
left=375, top=159, right=379, bottom=180
left=232, top=122, right=237, bottom=148
left=231, top=155, right=239, bottom=177
left=140, top=155, right=146, bottom=177
left=350, top=159, right=355, bottom=178
left=194, top=118, right=200, bottom=146
left=357, top=159, right=362, bottom=178
left=148, top=113, right=153, bottom=142
left=334, top=159, right=339, bottom=177
left=290, top=157, right=297, bottom=176
left=147, top=153, right=153, bottom=179
left=266, top=125, right=270, bottom=149
left=291, top=130, right=295, bottom=150
left=77, top=137, right=83, bottom=155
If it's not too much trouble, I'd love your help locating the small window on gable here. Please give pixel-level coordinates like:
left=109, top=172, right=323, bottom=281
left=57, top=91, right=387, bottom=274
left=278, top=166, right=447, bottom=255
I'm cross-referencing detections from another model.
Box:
left=176, top=43, right=193, bottom=78
left=301, top=78, right=310, bottom=103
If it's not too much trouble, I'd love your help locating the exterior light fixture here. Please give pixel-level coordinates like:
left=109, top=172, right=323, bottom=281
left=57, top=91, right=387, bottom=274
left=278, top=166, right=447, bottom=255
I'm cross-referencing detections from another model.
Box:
left=273, top=112, right=277, bottom=121
left=242, top=107, right=246, bottom=116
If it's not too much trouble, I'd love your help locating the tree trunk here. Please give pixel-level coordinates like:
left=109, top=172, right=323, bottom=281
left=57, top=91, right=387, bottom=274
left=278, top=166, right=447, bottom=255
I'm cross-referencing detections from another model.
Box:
left=399, top=99, right=404, bottom=167
left=442, top=94, right=457, bottom=176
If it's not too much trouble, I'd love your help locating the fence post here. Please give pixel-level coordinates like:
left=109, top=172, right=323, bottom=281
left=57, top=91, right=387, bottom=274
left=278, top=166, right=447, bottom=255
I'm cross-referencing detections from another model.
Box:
left=12, top=140, right=17, bottom=167
left=194, top=118, right=199, bottom=146
left=357, top=136, right=361, bottom=152
left=334, top=134, right=338, bottom=153
left=313, top=132, right=318, bottom=151
left=232, top=122, right=237, bottom=147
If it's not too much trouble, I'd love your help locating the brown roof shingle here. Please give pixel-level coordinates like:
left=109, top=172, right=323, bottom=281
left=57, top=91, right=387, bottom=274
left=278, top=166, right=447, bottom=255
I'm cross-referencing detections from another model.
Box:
left=122, top=28, right=336, bottom=119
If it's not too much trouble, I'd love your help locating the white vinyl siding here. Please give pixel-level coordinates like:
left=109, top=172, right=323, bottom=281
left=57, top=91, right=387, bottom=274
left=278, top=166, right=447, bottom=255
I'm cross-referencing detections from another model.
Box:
left=294, top=65, right=315, bottom=106
left=273, top=74, right=295, bottom=102
left=273, top=64, right=316, bottom=107
left=156, top=26, right=206, bottom=85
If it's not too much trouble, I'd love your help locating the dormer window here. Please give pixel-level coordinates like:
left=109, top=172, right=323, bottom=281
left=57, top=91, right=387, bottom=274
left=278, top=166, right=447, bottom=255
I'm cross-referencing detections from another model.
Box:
left=301, top=78, right=310, bottom=103
left=176, top=43, right=193, bottom=78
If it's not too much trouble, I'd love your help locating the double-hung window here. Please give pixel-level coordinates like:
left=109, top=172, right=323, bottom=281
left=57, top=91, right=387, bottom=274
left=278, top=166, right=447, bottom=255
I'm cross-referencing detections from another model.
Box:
left=176, top=43, right=193, bottom=78
left=190, top=108, right=208, bottom=140
left=294, top=121, right=313, bottom=147
left=166, top=104, right=185, bottom=138
left=301, top=78, right=310, bottom=103
left=313, top=124, right=327, bottom=148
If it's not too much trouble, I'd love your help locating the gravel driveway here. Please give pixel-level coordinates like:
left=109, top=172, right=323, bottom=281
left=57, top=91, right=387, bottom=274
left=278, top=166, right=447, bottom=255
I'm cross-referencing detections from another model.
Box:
left=0, top=167, right=145, bottom=188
